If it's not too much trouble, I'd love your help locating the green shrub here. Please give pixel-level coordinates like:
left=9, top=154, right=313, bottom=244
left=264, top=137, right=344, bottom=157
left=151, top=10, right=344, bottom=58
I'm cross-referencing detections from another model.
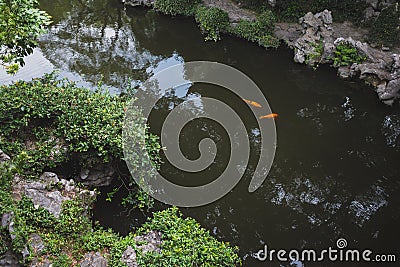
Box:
left=369, top=3, right=400, bottom=47
left=153, top=0, right=201, bottom=16
left=195, top=6, right=230, bottom=41
left=332, top=42, right=367, bottom=67
left=0, top=73, right=161, bottom=209
left=136, top=207, right=242, bottom=266
left=51, top=254, right=73, bottom=267
left=4, top=196, right=241, bottom=267
left=0, top=74, right=125, bottom=168
left=229, top=10, right=280, bottom=48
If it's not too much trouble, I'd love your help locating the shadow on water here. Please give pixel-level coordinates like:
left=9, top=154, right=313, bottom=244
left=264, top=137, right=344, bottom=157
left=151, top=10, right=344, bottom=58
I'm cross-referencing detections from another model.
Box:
left=3, top=0, right=400, bottom=265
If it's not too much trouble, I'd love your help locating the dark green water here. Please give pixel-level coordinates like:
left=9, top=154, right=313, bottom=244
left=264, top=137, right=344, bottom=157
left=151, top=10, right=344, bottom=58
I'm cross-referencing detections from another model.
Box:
left=4, top=0, right=400, bottom=266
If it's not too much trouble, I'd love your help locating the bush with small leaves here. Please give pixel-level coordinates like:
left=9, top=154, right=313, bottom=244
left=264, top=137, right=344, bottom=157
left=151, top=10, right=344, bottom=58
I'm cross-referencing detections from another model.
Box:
left=153, top=0, right=201, bottom=16
left=0, top=73, right=161, bottom=209
left=229, top=10, right=280, bottom=48
left=195, top=6, right=230, bottom=41
left=136, top=207, right=242, bottom=266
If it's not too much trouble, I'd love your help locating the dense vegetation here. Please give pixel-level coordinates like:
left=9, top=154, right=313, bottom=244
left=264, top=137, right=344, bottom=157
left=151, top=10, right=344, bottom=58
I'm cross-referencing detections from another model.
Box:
left=153, top=0, right=201, bottom=16
left=195, top=6, right=230, bottom=41
left=235, top=0, right=369, bottom=23
left=0, top=162, right=240, bottom=266
left=332, top=41, right=367, bottom=67
left=0, top=0, right=51, bottom=74
left=154, top=0, right=280, bottom=48
left=0, top=73, right=160, bottom=208
left=0, top=77, right=241, bottom=266
left=235, top=0, right=400, bottom=46
left=369, top=3, right=400, bottom=47
left=229, top=10, right=280, bottom=48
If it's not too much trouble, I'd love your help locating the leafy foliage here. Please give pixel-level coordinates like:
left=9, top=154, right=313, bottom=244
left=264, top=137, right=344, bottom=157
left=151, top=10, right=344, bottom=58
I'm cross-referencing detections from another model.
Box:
left=0, top=74, right=124, bottom=174
left=195, top=6, right=230, bottom=41
left=136, top=207, right=242, bottom=267
left=0, top=167, right=241, bottom=267
left=272, top=0, right=368, bottom=23
left=229, top=10, right=280, bottom=48
left=369, top=3, right=400, bottom=47
left=153, top=0, right=201, bottom=16
left=0, top=74, right=161, bottom=209
left=332, top=42, right=367, bottom=67
left=305, top=41, right=324, bottom=68
left=0, top=0, right=51, bottom=74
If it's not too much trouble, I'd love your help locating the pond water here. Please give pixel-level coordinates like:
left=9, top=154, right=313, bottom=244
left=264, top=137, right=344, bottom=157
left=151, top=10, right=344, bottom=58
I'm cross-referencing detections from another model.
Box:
left=3, top=0, right=400, bottom=266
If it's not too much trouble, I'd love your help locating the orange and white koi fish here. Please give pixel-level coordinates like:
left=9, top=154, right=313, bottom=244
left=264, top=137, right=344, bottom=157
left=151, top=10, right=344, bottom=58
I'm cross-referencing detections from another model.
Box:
left=259, top=113, right=278, bottom=119
left=242, top=98, right=262, bottom=108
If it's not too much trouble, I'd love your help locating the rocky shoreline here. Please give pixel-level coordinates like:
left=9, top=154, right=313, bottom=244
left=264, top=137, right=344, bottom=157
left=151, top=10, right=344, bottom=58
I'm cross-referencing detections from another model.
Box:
left=277, top=10, right=400, bottom=105
left=0, top=149, right=162, bottom=267
left=125, top=0, right=400, bottom=105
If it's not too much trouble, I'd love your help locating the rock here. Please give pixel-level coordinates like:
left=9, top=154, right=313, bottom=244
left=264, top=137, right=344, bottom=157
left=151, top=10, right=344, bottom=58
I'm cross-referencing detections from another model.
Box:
left=39, top=172, right=60, bottom=184
left=0, top=250, right=21, bottom=267
left=78, top=163, right=115, bottom=187
left=121, top=246, right=138, bottom=267
left=299, top=12, right=320, bottom=30
left=124, top=0, right=154, bottom=7
left=28, top=234, right=46, bottom=255
left=392, top=54, right=400, bottom=79
left=286, top=7, right=399, bottom=104
left=2, top=212, right=14, bottom=228
left=80, top=252, right=108, bottom=267
left=0, top=213, right=21, bottom=267
left=379, top=79, right=400, bottom=100
left=29, top=259, right=52, bottom=267
left=393, top=54, right=400, bottom=70
left=134, top=231, right=162, bottom=254
left=2, top=213, right=16, bottom=240
left=0, top=149, right=11, bottom=163
left=268, top=0, right=276, bottom=7
left=338, top=66, right=352, bottom=78
left=356, top=62, right=393, bottom=81
left=364, top=7, right=376, bottom=20
left=323, top=42, right=336, bottom=59
left=12, top=172, right=96, bottom=218
left=315, top=9, right=333, bottom=25
left=294, top=51, right=306, bottom=64
left=294, top=10, right=335, bottom=66
left=366, top=0, right=379, bottom=10
left=25, top=187, right=66, bottom=218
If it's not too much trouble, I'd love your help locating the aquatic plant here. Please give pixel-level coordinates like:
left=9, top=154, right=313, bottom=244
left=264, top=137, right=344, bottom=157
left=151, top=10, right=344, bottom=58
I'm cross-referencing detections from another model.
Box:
left=195, top=6, right=230, bottom=41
